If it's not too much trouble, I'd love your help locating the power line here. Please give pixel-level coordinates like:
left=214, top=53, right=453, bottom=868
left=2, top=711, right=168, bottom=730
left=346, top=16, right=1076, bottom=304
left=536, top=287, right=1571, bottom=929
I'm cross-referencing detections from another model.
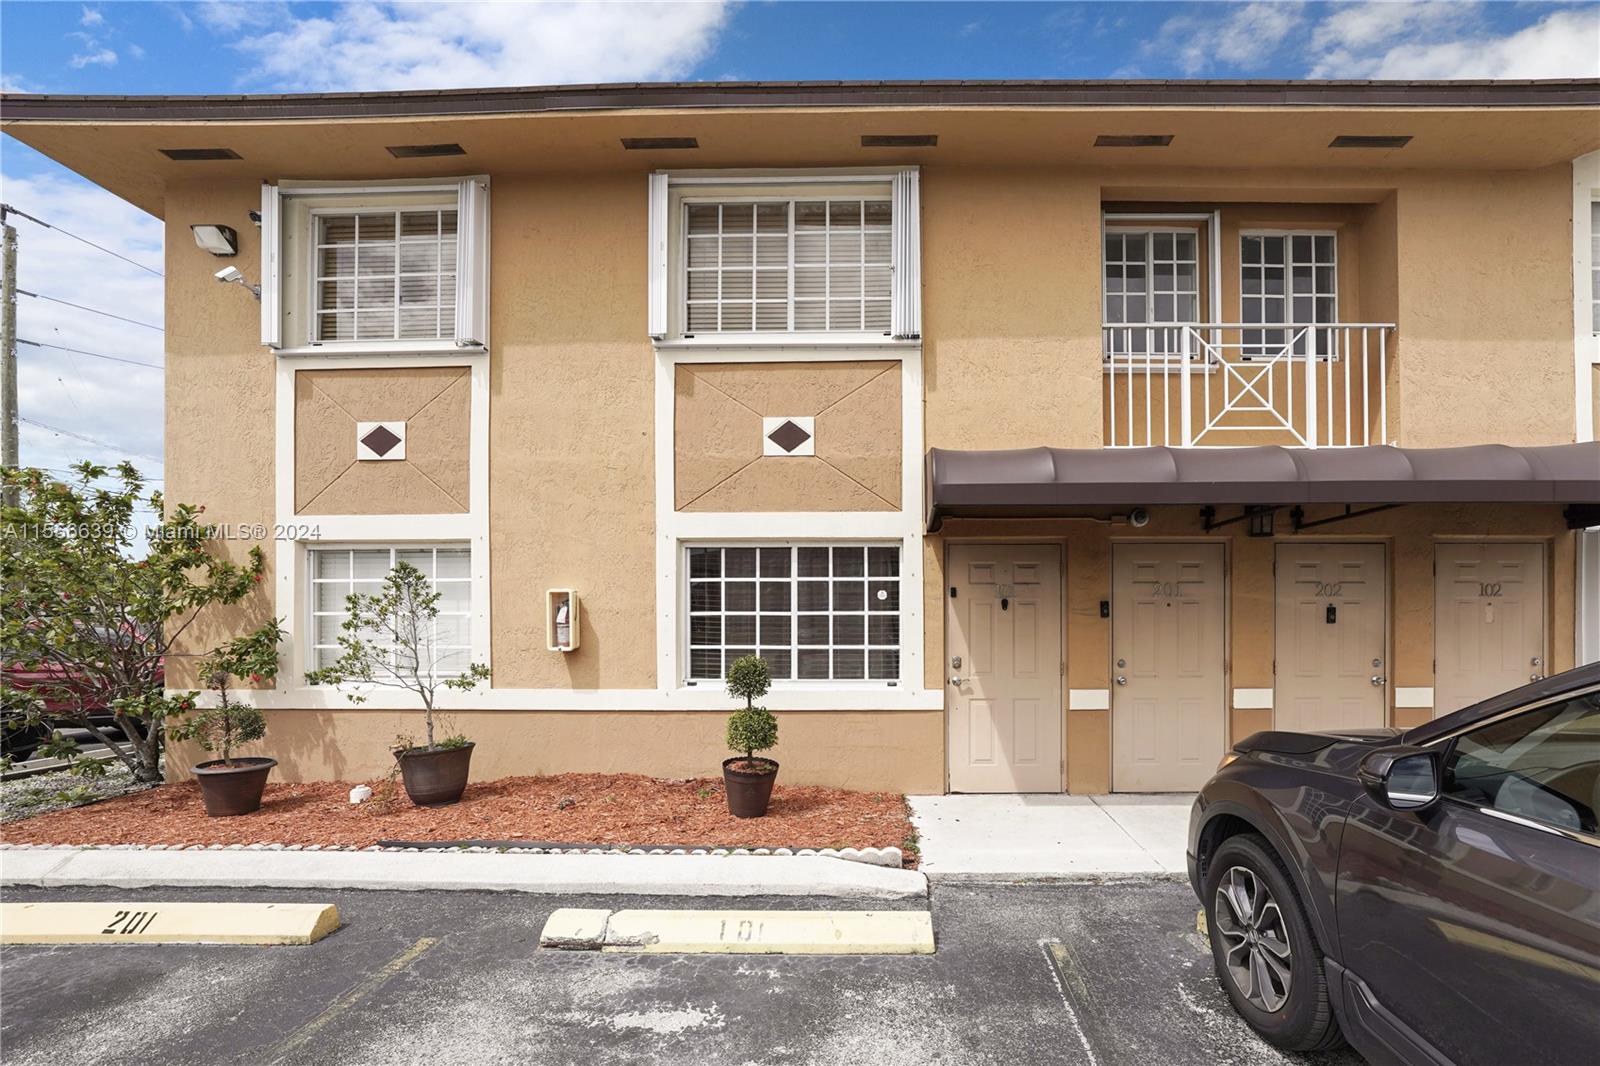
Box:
left=0, top=203, right=164, bottom=278
left=17, top=415, right=163, bottom=465
left=18, top=338, right=162, bottom=371
left=16, top=290, right=163, bottom=332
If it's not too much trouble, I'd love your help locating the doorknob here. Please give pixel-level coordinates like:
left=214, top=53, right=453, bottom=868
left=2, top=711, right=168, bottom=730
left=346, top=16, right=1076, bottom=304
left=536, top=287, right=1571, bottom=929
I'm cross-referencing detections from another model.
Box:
left=1115, top=675, right=1127, bottom=686
left=949, top=676, right=965, bottom=686
left=1370, top=675, right=1387, bottom=687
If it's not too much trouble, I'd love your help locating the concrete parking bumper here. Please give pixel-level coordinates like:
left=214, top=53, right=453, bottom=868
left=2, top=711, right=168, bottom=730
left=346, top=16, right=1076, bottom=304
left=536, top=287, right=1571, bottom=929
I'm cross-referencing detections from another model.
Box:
left=541, top=906, right=936, bottom=954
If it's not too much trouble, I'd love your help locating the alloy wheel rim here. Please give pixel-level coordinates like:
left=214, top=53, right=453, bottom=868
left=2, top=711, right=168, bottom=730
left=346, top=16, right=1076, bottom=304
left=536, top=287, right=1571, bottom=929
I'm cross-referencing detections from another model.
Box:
left=1214, top=865, right=1294, bottom=1013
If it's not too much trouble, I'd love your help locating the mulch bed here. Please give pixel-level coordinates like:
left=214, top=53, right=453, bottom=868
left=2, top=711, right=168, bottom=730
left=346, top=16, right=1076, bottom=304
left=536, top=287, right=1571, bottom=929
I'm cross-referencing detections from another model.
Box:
left=0, top=773, right=915, bottom=862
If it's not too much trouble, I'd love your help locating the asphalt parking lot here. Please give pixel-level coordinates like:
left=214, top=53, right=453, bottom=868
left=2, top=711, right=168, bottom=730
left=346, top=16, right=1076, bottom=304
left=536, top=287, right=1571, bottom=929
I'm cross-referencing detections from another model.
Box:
left=1, top=881, right=1363, bottom=1066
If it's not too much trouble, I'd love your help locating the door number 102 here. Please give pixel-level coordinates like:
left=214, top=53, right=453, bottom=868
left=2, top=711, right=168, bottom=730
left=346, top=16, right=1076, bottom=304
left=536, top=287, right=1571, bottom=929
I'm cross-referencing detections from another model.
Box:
left=1477, top=582, right=1503, bottom=598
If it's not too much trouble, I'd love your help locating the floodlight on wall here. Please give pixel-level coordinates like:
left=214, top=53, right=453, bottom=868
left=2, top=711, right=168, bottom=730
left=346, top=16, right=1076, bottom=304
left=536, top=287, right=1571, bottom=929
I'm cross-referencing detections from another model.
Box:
left=214, top=265, right=261, bottom=301
left=191, top=224, right=238, bottom=256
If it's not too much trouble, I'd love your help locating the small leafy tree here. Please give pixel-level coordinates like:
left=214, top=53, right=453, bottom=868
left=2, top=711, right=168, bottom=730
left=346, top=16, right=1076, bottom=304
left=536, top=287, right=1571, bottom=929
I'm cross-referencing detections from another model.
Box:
left=304, top=561, right=490, bottom=750
left=169, top=621, right=284, bottom=765
left=1, top=463, right=276, bottom=784
left=725, top=654, right=778, bottom=771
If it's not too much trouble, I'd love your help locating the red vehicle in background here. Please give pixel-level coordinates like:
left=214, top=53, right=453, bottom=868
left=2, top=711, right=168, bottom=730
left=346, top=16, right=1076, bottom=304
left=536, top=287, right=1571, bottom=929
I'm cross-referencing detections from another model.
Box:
left=2, top=656, right=151, bottom=761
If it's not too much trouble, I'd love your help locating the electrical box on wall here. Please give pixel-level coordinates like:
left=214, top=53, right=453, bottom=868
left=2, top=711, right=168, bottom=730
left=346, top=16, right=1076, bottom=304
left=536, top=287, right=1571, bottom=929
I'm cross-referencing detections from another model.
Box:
left=546, top=589, right=580, bottom=652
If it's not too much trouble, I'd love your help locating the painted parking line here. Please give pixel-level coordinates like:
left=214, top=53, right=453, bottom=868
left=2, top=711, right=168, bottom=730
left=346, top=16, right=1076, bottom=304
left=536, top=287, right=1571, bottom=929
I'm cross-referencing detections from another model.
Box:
left=540, top=907, right=935, bottom=955
left=0, top=901, right=341, bottom=945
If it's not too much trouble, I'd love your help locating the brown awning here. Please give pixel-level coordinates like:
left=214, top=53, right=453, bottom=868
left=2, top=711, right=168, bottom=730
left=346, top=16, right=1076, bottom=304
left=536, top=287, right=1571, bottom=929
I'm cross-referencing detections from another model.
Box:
left=926, top=444, right=1600, bottom=529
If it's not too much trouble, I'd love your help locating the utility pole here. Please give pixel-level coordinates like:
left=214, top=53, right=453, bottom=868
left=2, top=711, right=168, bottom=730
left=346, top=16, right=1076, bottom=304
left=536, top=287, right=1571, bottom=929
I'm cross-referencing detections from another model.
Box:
left=1, top=202, right=17, bottom=506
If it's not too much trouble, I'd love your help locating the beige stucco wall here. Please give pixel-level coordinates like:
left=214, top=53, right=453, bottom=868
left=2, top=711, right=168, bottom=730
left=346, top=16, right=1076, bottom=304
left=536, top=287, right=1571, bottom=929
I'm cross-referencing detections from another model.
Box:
left=163, top=179, right=278, bottom=689
left=675, top=361, right=900, bottom=511
left=166, top=708, right=945, bottom=793
left=295, top=366, right=469, bottom=514
left=487, top=172, right=659, bottom=690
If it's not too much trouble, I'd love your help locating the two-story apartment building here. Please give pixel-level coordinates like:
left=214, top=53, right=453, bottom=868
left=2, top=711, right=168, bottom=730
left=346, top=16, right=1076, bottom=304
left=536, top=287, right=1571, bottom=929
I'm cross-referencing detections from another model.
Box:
left=5, top=79, right=1598, bottom=794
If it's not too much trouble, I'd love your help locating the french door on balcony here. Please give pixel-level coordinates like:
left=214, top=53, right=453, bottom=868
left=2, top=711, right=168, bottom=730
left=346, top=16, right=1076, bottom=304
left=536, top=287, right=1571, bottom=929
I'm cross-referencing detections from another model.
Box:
left=1103, top=227, right=1201, bottom=358
left=1241, top=231, right=1338, bottom=359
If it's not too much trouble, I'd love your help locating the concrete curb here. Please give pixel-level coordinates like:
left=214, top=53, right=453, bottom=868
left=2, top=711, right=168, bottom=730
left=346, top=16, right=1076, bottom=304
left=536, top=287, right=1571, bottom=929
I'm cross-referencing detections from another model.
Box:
left=0, top=848, right=928, bottom=900
left=0, top=841, right=906, bottom=869
left=921, top=870, right=1188, bottom=884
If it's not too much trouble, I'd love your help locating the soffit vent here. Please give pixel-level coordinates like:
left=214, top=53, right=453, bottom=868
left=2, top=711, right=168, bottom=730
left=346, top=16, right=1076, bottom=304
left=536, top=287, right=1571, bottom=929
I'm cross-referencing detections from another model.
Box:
left=1329, top=134, right=1412, bottom=149
left=621, top=137, right=699, bottom=150
left=1093, top=134, right=1174, bottom=148
left=861, top=134, right=938, bottom=147
left=386, top=143, right=466, bottom=158
left=159, top=147, right=241, bottom=160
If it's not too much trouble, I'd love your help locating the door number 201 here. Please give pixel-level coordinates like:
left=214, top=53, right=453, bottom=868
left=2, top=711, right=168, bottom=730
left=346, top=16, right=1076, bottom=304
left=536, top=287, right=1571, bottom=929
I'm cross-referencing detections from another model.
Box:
left=100, top=910, right=159, bottom=935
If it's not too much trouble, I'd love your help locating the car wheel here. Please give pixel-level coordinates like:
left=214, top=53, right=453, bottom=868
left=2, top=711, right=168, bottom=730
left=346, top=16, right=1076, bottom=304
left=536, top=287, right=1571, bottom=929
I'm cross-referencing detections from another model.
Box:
left=1203, top=833, right=1345, bottom=1052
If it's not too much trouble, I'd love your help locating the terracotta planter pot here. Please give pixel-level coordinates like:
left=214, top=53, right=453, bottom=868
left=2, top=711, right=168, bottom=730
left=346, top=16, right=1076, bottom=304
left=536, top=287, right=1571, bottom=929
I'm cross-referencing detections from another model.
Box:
left=192, top=757, right=276, bottom=817
left=395, top=743, right=475, bottom=807
left=722, top=756, right=778, bottom=818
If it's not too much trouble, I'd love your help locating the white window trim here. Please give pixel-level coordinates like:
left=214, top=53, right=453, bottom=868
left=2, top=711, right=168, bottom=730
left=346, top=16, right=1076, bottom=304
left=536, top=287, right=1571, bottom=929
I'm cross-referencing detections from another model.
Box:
left=648, top=167, right=921, bottom=347
left=1574, top=150, right=1600, bottom=443
left=681, top=540, right=905, bottom=688
left=652, top=342, right=926, bottom=702
left=273, top=351, right=491, bottom=690
left=1238, top=227, right=1341, bottom=363
left=262, top=176, right=490, bottom=356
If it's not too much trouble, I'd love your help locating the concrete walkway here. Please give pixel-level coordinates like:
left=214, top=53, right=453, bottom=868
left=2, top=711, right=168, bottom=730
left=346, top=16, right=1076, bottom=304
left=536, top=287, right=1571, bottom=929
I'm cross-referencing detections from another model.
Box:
left=909, top=794, right=1192, bottom=881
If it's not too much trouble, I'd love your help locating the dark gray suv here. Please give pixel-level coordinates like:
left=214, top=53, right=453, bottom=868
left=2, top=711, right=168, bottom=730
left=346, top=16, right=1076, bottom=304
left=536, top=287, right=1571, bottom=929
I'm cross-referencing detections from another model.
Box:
left=1188, top=663, right=1600, bottom=1066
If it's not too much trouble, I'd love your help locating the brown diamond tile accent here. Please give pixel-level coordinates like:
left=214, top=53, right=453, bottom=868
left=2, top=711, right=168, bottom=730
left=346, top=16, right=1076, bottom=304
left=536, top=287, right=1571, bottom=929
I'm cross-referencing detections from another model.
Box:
left=360, top=424, right=402, bottom=458
left=766, top=419, right=813, bottom=454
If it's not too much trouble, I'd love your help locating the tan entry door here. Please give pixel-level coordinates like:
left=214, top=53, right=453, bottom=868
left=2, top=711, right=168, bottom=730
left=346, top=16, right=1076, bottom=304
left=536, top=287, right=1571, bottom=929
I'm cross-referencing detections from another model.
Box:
left=946, top=544, right=1062, bottom=793
left=1112, top=542, right=1226, bottom=792
left=1275, top=542, right=1387, bottom=733
left=1435, top=542, right=1547, bottom=717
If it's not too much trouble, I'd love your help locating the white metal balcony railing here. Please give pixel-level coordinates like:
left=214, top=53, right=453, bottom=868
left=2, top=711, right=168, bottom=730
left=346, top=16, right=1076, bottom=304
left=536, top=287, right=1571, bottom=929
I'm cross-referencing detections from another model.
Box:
left=1102, top=323, right=1397, bottom=449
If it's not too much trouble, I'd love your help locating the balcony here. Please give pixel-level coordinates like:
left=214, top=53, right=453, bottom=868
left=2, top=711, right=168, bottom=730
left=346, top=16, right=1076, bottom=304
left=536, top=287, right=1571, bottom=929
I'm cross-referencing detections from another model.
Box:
left=1102, top=323, right=1396, bottom=448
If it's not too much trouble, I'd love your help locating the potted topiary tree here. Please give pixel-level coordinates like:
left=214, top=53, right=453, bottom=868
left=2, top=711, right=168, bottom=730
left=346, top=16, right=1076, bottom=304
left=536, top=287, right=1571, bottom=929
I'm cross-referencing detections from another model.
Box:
left=722, top=654, right=779, bottom=818
left=306, top=561, right=490, bottom=807
left=169, top=621, right=285, bottom=817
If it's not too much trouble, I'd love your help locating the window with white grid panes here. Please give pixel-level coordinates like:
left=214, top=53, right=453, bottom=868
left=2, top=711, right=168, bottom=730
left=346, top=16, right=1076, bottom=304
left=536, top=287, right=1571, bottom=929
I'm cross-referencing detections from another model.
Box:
left=309, top=546, right=472, bottom=676
left=1590, top=200, right=1599, bottom=333
left=683, top=200, right=891, bottom=334
left=315, top=209, right=457, bottom=342
left=686, top=544, right=901, bottom=683
left=1241, top=233, right=1337, bottom=359
left=1103, top=229, right=1199, bottom=358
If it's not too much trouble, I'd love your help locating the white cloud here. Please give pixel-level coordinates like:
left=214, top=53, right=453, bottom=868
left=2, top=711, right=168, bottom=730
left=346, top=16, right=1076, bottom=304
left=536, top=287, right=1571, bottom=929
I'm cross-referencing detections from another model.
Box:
left=223, top=1, right=733, bottom=92
left=1310, top=5, right=1600, bottom=79
left=1138, top=1, right=1600, bottom=80
left=2, top=170, right=166, bottom=485
left=1141, top=2, right=1306, bottom=76
left=80, top=6, right=104, bottom=28
left=68, top=47, right=118, bottom=69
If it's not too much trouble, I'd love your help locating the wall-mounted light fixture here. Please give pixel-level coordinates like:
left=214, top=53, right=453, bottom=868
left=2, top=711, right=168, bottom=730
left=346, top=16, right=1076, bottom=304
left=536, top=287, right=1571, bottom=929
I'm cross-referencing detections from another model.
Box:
left=214, top=265, right=261, bottom=301
left=191, top=224, right=238, bottom=256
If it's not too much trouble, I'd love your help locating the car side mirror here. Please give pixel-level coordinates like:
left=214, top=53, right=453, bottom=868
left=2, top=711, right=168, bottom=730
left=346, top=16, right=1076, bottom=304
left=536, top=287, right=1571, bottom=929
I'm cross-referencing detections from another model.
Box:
left=1358, top=746, right=1441, bottom=812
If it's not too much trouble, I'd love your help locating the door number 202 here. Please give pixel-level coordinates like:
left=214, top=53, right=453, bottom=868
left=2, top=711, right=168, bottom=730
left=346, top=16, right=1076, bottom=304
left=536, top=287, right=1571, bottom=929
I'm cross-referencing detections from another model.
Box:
left=101, top=910, right=159, bottom=935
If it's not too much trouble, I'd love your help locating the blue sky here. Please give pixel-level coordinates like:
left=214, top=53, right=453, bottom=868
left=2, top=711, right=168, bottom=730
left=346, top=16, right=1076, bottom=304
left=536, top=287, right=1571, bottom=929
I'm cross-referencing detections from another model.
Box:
left=0, top=1, right=1596, bottom=483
